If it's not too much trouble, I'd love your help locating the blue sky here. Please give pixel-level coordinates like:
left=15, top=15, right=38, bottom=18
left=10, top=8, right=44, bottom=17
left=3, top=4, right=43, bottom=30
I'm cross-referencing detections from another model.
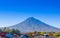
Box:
left=0, top=0, right=60, bottom=28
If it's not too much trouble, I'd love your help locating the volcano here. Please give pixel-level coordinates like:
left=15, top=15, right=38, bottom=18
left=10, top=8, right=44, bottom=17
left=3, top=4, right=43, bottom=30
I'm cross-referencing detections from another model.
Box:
left=9, top=17, right=60, bottom=32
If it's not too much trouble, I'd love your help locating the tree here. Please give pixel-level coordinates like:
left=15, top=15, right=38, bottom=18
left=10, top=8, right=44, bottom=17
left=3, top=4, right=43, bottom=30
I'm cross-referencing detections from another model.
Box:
left=41, top=32, right=46, bottom=35
left=0, top=29, right=2, bottom=32
left=3, top=27, right=10, bottom=32
left=11, top=29, right=16, bottom=34
left=11, top=29, right=20, bottom=35
left=34, top=31, right=37, bottom=34
left=15, top=29, right=20, bottom=36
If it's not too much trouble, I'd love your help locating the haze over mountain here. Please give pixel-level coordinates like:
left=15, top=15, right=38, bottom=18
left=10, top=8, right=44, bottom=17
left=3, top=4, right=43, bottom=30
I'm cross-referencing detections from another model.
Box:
left=9, top=17, right=60, bottom=32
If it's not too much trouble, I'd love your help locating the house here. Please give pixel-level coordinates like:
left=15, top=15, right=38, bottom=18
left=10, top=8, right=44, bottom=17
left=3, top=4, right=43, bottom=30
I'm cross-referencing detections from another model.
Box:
left=0, top=32, right=7, bottom=38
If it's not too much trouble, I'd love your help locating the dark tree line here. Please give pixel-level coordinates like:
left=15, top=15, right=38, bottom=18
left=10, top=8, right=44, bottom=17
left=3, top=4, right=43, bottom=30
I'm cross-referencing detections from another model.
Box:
left=0, top=27, right=20, bottom=36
